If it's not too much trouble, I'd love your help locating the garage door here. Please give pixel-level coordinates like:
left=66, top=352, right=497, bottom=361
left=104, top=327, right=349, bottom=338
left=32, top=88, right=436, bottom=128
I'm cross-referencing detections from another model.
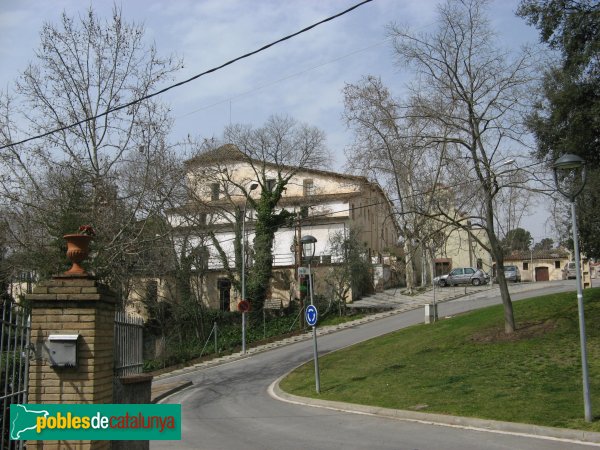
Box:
left=535, top=267, right=549, bottom=281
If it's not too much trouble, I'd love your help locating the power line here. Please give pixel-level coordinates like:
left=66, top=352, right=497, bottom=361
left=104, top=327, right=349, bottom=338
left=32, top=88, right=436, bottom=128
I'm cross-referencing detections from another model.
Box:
left=0, top=0, right=373, bottom=151
left=179, top=37, right=391, bottom=118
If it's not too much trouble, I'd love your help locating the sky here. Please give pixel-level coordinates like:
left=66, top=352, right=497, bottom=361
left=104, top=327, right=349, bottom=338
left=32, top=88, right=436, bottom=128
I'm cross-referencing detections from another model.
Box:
left=0, top=0, right=554, bottom=240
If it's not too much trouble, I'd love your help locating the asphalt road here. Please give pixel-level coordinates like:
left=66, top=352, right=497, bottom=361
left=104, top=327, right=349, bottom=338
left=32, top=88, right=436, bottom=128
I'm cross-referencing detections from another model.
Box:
left=154, top=282, right=598, bottom=450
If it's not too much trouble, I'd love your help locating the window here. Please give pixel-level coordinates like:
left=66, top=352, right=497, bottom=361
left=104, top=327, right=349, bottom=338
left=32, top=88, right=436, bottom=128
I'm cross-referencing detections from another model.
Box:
left=523, top=262, right=529, bottom=270
left=217, top=279, right=231, bottom=311
left=303, top=179, right=315, bottom=196
left=464, top=268, right=475, bottom=275
left=210, top=183, right=220, bottom=201
left=435, top=261, right=451, bottom=277
left=266, top=179, right=276, bottom=192
left=555, top=261, right=561, bottom=269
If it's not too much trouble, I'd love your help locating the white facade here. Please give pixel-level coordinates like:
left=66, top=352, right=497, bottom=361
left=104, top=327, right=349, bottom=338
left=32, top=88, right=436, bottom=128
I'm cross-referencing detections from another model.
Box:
left=170, top=145, right=400, bottom=308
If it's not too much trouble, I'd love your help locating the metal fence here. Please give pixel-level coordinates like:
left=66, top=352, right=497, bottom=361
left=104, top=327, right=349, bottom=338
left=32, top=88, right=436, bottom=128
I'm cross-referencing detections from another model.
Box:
left=1, top=300, right=30, bottom=450
left=114, top=311, right=144, bottom=377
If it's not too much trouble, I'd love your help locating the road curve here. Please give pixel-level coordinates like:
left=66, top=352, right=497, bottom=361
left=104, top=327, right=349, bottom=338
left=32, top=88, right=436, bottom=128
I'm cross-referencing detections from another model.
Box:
left=154, top=283, right=598, bottom=450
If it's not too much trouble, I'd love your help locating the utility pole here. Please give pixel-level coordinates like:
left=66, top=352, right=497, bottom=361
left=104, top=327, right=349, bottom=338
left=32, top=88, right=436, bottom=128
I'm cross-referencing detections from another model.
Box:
left=296, top=215, right=304, bottom=329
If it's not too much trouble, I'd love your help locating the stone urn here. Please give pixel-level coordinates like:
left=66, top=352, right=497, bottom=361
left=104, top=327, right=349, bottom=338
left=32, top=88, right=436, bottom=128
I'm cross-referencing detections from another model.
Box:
left=63, top=234, right=93, bottom=276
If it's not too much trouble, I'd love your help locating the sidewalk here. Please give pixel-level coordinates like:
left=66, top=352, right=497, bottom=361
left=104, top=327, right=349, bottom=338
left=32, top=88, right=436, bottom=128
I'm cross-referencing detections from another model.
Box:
left=347, top=280, right=552, bottom=310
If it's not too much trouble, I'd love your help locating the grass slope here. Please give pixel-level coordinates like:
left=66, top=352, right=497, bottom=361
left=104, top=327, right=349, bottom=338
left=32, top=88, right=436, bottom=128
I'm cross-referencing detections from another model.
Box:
left=280, top=289, right=600, bottom=431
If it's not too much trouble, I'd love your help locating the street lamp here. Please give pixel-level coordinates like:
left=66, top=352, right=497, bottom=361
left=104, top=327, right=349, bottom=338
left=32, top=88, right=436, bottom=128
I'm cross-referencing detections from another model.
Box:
left=300, top=234, right=320, bottom=393
left=241, top=182, right=259, bottom=354
left=553, top=153, right=592, bottom=422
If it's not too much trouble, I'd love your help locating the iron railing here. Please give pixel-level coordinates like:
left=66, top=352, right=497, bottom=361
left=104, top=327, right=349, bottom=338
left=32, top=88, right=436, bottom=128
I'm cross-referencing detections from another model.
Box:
left=114, top=311, right=144, bottom=377
left=0, top=300, right=30, bottom=450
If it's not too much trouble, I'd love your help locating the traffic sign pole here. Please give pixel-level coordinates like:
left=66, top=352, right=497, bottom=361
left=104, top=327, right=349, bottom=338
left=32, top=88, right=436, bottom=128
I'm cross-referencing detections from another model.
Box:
left=307, top=265, right=320, bottom=394
left=242, top=311, right=246, bottom=354
left=312, top=325, right=320, bottom=394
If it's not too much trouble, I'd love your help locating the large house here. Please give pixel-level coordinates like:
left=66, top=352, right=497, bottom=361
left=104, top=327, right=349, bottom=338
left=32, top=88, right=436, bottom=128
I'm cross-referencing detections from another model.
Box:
left=167, top=145, right=400, bottom=310
left=432, top=222, right=492, bottom=278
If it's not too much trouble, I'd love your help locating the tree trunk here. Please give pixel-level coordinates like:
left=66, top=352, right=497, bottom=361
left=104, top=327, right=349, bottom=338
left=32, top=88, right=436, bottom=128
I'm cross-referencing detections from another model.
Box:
left=485, top=195, right=516, bottom=333
left=404, top=240, right=415, bottom=293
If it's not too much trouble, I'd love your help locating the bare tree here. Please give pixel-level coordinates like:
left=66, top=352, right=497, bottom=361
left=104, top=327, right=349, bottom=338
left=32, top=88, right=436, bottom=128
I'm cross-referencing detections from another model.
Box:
left=324, top=227, right=372, bottom=315
left=343, top=76, right=450, bottom=293
left=388, top=0, right=537, bottom=332
left=0, top=6, right=183, bottom=296
left=183, top=115, right=330, bottom=310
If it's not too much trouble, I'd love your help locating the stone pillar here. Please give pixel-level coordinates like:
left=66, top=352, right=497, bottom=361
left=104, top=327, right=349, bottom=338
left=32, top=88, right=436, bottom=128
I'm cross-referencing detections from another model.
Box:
left=25, top=275, right=116, bottom=450
left=113, top=374, right=153, bottom=450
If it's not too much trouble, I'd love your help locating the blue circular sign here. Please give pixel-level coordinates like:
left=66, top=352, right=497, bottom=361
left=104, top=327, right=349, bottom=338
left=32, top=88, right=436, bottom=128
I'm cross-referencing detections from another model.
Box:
left=305, top=305, right=318, bottom=326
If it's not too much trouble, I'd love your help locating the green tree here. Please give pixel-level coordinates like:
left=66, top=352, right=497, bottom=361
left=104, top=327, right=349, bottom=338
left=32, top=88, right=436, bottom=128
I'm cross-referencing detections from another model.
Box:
left=517, top=0, right=600, bottom=257
left=533, top=237, right=555, bottom=251
left=502, top=228, right=533, bottom=253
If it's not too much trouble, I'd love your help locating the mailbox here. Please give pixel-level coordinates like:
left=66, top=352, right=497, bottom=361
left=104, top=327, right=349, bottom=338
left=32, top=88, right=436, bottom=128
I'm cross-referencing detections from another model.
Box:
left=47, top=334, right=79, bottom=368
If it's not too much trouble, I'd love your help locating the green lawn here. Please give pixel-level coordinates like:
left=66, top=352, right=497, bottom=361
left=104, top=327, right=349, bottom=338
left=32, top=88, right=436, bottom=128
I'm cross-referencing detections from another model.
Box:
left=280, top=288, right=600, bottom=431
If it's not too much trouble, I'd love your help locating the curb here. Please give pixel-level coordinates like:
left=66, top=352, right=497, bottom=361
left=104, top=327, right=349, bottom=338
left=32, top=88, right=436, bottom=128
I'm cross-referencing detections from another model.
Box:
left=268, top=376, right=600, bottom=446
left=151, top=380, right=193, bottom=403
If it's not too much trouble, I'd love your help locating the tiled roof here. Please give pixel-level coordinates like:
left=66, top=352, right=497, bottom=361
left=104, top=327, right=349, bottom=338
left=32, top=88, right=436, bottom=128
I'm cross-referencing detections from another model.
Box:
left=185, top=144, right=370, bottom=184
left=184, top=144, right=247, bottom=165
left=504, top=249, right=570, bottom=260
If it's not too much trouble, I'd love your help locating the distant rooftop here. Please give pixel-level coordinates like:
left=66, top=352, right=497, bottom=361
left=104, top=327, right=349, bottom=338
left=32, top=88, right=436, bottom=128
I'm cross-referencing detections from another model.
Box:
left=505, top=248, right=571, bottom=260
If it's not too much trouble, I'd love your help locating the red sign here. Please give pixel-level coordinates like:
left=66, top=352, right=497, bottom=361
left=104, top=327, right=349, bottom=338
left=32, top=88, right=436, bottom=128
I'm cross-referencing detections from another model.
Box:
left=237, top=300, right=250, bottom=312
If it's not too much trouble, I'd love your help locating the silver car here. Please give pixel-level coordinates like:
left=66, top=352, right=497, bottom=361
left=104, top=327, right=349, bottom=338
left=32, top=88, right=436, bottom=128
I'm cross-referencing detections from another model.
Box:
left=436, top=267, right=489, bottom=287
left=504, top=265, right=521, bottom=282
left=563, top=262, right=577, bottom=279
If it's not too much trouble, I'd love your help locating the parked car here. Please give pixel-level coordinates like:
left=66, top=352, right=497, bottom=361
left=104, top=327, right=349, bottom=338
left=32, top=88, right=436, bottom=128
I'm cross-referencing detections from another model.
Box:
left=504, top=265, right=521, bottom=282
left=435, top=267, right=490, bottom=287
left=563, top=261, right=577, bottom=279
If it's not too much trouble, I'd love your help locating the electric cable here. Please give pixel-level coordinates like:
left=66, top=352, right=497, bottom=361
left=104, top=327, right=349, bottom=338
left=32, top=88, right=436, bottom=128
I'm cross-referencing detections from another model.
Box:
left=0, top=0, right=373, bottom=151
left=179, top=37, right=391, bottom=118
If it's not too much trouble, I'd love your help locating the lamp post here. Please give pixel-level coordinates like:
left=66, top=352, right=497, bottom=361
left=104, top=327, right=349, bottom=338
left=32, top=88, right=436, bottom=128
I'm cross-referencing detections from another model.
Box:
left=241, top=182, right=259, bottom=355
left=553, top=153, right=592, bottom=422
left=301, top=234, right=320, bottom=394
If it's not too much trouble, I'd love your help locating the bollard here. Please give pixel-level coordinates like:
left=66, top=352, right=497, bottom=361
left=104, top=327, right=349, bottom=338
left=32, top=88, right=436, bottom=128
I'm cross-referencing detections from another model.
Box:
left=424, top=302, right=438, bottom=324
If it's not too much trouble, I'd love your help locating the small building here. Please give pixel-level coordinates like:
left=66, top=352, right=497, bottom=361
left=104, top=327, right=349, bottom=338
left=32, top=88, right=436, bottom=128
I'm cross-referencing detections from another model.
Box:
left=503, top=249, right=570, bottom=282
left=500, top=248, right=593, bottom=288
